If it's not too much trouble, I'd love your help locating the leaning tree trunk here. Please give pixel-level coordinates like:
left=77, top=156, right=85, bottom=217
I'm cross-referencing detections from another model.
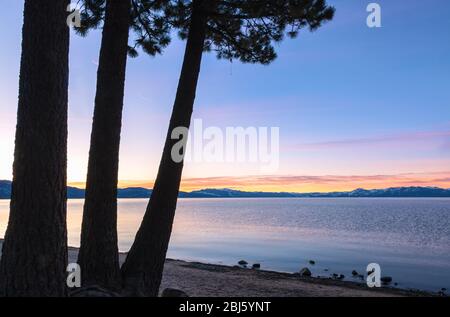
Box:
left=0, top=0, right=70, bottom=297
left=121, top=0, right=209, bottom=296
left=77, top=0, right=131, bottom=291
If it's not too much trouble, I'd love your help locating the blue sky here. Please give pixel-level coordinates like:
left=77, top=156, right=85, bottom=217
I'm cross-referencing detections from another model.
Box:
left=0, top=0, right=449, bottom=192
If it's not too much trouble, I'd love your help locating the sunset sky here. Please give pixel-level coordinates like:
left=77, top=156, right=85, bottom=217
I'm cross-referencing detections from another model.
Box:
left=0, top=0, right=449, bottom=193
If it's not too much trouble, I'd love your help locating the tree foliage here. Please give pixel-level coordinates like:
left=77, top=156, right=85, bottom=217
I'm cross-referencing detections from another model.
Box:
left=73, top=0, right=334, bottom=62
left=168, top=0, right=335, bottom=64
left=73, top=0, right=172, bottom=57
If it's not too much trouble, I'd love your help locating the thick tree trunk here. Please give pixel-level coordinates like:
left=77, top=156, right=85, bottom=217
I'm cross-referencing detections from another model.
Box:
left=121, top=0, right=209, bottom=296
left=77, top=0, right=131, bottom=291
left=0, top=0, right=70, bottom=297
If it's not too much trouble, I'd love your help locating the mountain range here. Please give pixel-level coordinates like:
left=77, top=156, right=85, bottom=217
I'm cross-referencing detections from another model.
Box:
left=1, top=180, right=450, bottom=199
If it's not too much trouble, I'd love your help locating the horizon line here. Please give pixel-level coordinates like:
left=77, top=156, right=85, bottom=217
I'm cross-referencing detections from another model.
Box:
left=2, top=179, right=450, bottom=195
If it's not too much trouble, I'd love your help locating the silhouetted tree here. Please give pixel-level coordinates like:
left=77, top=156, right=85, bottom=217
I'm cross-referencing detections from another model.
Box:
left=121, top=0, right=334, bottom=296
left=0, top=0, right=70, bottom=296
left=74, top=0, right=171, bottom=290
left=76, top=0, right=132, bottom=291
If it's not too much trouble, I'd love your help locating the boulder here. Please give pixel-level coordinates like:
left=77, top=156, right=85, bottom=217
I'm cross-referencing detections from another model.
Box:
left=332, top=273, right=344, bottom=280
left=299, top=267, right=312, bottom=277
left=352, top=270, right=359, bottom=276
left=381, top=276, right=393, bottom=284
left=238, top=260, right=248, bottom=266
left=252, top=263, right=261, bottom=269
left=309, top=260, right=316, bottom=265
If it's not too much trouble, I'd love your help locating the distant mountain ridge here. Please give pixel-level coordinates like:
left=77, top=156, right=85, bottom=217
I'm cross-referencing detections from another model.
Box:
left=1, top=180, right=449, bottom=199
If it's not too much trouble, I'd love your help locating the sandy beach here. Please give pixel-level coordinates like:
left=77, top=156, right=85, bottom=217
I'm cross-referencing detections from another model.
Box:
left=156, top=258, right=428, bottom=297
left=0, top=240, right=434, bottom=297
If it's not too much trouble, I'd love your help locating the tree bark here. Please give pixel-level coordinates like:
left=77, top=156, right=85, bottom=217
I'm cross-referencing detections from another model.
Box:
left=0, top=0, right=70, bottom=296
left=77, top=0, right=131, bottom=291
left=121, top=0, right=209, bottom=296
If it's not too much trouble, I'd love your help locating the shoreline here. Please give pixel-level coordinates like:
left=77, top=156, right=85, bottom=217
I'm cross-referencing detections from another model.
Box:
left=159, top=259, right=435, bottom=297
left=0, top=240, right=440, bottom=297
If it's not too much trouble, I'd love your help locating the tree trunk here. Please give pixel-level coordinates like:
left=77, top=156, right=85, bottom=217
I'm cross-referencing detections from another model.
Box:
left=77, top=0, right=131, bottom=291
left=121, top=0, right=209, bottom=296
left=0, top=0, right=70, bottom=297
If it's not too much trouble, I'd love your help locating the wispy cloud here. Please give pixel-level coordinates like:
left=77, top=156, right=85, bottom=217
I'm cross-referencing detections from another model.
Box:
left=69, top=171, right=450, bottom=193
left=290, top=130, right=450, bottom=151
left=179, top=172, right=450, bottom=192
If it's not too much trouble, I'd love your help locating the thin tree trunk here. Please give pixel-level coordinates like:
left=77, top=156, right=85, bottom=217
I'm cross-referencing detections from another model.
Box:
left=77, top=0, right=131, bottom=290
left=121, top=0, right=209, bottom=296
left=0, top=0, right=70, bottom=297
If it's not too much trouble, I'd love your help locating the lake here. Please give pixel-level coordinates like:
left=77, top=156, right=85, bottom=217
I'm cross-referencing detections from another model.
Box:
left=1, top=198, right=449, bottom=292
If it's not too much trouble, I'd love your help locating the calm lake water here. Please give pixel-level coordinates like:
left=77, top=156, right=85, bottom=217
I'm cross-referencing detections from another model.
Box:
left=1, top=198, right=449, bottom=292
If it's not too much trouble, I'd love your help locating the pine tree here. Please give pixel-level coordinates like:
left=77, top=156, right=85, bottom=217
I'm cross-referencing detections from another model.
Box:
left=74, top=0, right=171, bottom=290
left=0, top=0, right=70, bottom=296
left=121, top=0, right=335, bottom=296
left=76, top=0, right=132, bottom=291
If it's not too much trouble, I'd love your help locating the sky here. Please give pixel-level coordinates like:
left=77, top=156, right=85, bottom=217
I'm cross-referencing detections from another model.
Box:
left=0, top=0, right=449, bottom=192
